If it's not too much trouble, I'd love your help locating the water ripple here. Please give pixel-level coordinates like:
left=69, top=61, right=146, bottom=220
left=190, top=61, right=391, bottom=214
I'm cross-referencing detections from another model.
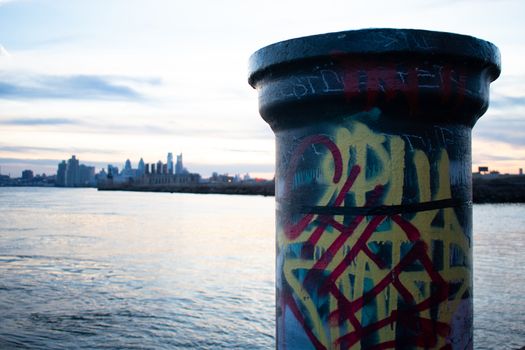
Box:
left=1, top=188, right=522, bottom=349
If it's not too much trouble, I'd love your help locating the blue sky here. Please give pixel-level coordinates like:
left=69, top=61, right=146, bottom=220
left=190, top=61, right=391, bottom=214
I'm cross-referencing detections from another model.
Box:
left=0, top=0, right=523, bottom=177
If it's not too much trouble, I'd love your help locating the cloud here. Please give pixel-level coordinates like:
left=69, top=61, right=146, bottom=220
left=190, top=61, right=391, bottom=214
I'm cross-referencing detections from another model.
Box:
left=188, top=162, right=275, bottom=176
left=0, top=117, right=79, bottom=126
left=0, top=144, right=118, bottom=155
left=0, top=44, right=10, bottom=57
left=0, top=157, right=110, bottom=176
left=168, top=127, right=273, bottom=140
left=477, top=154, right=524, bottom=162
left=0, top=145, right=68, bottom=153
left=476, top=90, right=525, bottom=146
left=0, top=72, right=160, bottom=101
left=0, top=114, right=273, bottom=140
left=490, top=94, right=525, bottom=109
left=475, top=116, right=525, bottom=146
left=83, top=123, right=273, bottom=141
left=0, top=157, right=64, bottom=165
left=223, top=148, right=271, bottom=153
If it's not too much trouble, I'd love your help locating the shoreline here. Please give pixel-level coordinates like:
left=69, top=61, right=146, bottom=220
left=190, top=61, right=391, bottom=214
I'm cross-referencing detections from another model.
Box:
left=98, top=176, right=525, bottom=203
left=97, top=182, right=275, bottom=197
left=3, top=176, right=524, bottom=203
left=473, top=175, right=525, bottom=203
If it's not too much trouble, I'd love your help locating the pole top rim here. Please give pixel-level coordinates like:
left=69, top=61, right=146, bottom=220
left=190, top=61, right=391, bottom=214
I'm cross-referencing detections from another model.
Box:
left=248, top=28, right=501, bottom=87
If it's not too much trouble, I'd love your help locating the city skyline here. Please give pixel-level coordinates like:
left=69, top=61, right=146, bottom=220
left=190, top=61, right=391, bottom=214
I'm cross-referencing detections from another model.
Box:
left=0, top=152, right=259, bottom=179
left=0, top=0, right=524, bottom=177
left=1, top=152, right=520, bottom=180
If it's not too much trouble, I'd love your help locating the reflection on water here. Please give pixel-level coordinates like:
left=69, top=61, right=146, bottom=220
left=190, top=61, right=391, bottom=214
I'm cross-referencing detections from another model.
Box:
left=0, top=188, right=523, bottom=349
left=0, top=188, right=274, bottom=349
left=473, top=204, right=525, bottom=350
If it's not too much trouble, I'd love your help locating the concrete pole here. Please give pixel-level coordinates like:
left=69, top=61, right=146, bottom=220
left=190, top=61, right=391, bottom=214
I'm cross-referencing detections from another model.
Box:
left=249, top=29, right=500, bottom=349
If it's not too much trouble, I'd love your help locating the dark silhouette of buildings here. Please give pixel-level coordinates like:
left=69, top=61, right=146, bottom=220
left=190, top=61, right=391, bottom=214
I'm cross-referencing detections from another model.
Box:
left=107, top=165, right=119, bottom=179
left=56, top=155, right=95, bottom=187
left=21, top=170, right=34, bottom=181
left=98, top=153, right=200, bottom=189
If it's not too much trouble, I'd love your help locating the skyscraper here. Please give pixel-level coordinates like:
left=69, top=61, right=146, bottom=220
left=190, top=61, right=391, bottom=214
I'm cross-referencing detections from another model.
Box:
left=167, top=152, right=174, bottom=174
left=107, top=164, right=119, bottom=178
left=55, top=156, right=95, bottom=187
left=21, top=169, right=34, bottom=180
left=66, top=155, right=80, bottom=186
left=175, top=153, right=183, bottom=175
left=138, top=158, right=145, bottom=175
left=79, top=165, right=95, bottom=185
left=56, top=160, right=67, bottom=187
left=124, top=159, right=132, bottom=172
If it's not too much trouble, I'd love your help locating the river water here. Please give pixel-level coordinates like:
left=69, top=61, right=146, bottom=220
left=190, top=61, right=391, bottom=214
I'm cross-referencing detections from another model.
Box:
left=0, top=188, right=523, bottom=349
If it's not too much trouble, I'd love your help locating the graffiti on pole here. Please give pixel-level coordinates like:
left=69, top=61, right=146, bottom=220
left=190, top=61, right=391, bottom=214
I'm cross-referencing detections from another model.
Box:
left=277, top=121, right=471, bottom=350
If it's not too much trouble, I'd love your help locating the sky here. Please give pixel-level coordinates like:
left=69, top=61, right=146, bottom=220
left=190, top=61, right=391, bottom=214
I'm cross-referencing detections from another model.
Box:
left=0, top=0, right=523, bottom=178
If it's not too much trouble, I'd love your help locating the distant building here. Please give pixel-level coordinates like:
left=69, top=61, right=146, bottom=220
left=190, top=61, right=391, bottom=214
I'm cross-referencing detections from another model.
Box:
left=96, top=152, right=202, bottom=189
left=138, top=158, right=145, bottom=175
left=79, top=165, right=95, bottom=186
left=137, top=172, right=201, bottom=186
left=95, top=168, right=107, bottom=183
left=107, top=164, right=119, bottom=179
left=124, top=159, right=132, bottom=172
left=210, top=172, right=234, bottom=183
left=56, top=156, right=95, bottom=187
left=66, top=155, right=80, bottom=185
left=478, top=166, right=489, bottom=174
left=56, top=161, right=67, bottom=186
left=0, top=174, right=11, bottom=186
left=120, top=159, right=135, bottom=180
left=21, top=169, right=34, bottom=181
left=115, top=153, right=201, bottom=188
left=175, top=153, right=183, bottom=175
left=520, top=168, right=523, bottom=176
left=167, top=153, right=174, bottom=174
